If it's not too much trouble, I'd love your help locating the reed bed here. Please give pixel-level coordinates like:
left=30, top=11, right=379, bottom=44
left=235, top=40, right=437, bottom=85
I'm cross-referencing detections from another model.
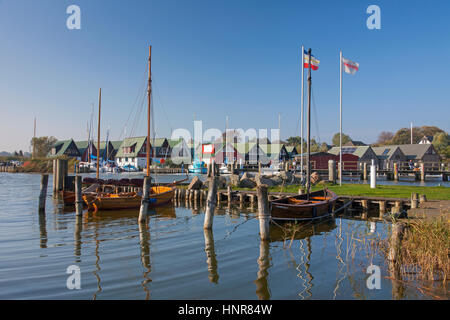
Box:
left=385, top=217, right=449, bottom=284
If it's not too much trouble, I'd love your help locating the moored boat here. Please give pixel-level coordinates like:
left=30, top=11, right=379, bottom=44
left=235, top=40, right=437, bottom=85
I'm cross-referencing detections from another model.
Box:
left=270, top=189, right=337, bottom=221
left=84, top=186, right=174, bottom=213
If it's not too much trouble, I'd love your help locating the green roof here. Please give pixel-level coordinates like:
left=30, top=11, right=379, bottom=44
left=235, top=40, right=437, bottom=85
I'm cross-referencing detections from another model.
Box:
left=110, top=141, right=123, bottom=150
left=328, top=146, right=372, bottom=158
left=151, top=138, right=167, bottom=148
left=115, top=137, right=147, bottom=158
left=51, top=139, right=79, bottom=157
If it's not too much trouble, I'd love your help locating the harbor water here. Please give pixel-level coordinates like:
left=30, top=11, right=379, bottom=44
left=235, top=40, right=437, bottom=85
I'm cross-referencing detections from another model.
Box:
left=0, top=173, right=446, bottom=299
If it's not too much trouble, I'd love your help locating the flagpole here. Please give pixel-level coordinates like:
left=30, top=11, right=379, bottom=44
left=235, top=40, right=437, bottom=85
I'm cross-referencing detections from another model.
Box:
left=300, top=45, right=304, bottom=179
left=339, top=50, right=343, bottom=186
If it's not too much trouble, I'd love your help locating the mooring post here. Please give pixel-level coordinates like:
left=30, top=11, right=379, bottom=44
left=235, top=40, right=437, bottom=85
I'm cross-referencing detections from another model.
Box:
left=419, top=194, right=427, bottom=203
left=420, top=163, right=425, bottom=182
left=38, top=174, right=49, bottom=212
left=388, top=222, right=406, bottom=263
left=363, top=162, right=368, bottom=181
left=410, top=193, right=418, bottom=209
left=204, top=177, right=218, bottom=230
left=138, top=176, right=151, bottom=223
left=328, top=159, right=336, bottom=183
left=379, top=201, right=386, bottom=219
left=256, top=184, right=270, bottom=241
left=370, top=159, right=377, bottom=189
left=52, top=159, right=57, bottom=196
left=227, top=185, right=232, bottom=204
left=393, top=163, right=399, bottom=181
left=75, top=175, right=83, bottom=216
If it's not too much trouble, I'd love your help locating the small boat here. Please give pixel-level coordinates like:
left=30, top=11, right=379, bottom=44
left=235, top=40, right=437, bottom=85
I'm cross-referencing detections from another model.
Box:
left=270, top=189, right=338, bottom=221
left=219, top=164, right=231, bottom=174
left=270, top=49, right=337, bottom=221
left=83, top=186, right=174, bottom=213
left=188, top=159, right=207, bottom=174
left=61, top=183, right=101, bottom=205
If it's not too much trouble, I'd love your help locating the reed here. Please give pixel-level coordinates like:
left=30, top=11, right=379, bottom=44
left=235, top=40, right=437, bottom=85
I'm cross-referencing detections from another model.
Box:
left=383, top=216, right=449, bottom=284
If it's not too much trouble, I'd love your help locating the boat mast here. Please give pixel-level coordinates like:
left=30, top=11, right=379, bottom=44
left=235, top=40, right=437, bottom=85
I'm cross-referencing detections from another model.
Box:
left=97, top=88, right=102, bottom=179
left=147, top=45, right=152, bottom=178
left=306, top=49, right=312, bottom=199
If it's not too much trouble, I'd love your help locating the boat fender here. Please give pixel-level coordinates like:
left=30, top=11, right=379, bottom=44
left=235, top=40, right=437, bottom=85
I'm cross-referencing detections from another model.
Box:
left=312, top=206, right=317, bottom=218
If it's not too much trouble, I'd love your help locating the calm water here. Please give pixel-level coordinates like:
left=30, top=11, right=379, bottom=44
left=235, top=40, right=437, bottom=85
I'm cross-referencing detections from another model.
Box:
left=0, top=173, right=442, bottom=299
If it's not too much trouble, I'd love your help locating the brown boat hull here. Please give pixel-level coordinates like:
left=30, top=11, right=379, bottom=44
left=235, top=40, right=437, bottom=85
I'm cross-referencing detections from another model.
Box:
left=84, top=186, right=174, bottom=212
left=270, top=189, right=338, bottom=221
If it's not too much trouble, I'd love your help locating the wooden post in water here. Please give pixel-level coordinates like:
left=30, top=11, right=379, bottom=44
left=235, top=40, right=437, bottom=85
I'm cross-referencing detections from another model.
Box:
left=419, top=194, right=427, bottom=204
left=38, top=174, right=49, bottom=212
left=52, top=159, right=57, bottom=195
left=75, top=175, right=83, bottom=216
left=393, top=163, right=399, bottom=181
left=256, top=185, right=270, bottom=241
left=204, top=176, right=218, bottom=230
left=410, top=193, right=418, bottom=209
left=388, top=222, right=406, bottom=263
left=227, top=185, right=232, bottom=204
left=138, top=176, right=151, bottom=222
left=379, top=201, right=386, bottom=219
left=420, top=163, right=425, bottom=182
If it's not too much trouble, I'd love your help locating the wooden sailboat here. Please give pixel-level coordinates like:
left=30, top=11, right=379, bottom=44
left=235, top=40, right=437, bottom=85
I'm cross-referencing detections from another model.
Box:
left=270, top=49, right=337, bottom=221
left=84, top=45, right=175, bottom=213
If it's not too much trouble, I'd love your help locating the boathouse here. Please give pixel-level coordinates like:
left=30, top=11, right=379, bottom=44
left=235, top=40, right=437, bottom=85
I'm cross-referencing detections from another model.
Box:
left=115, top=136, right=148, bottom=169
left=395, top=144, right=441, bottom=168
left=294, top=152, right=359, bottom=170
left=328, top=146, right=379, bottom=167
left=285, top=146, right=299, bottom=159
left=49, top=139, right=81, bottom=158
left=167, top=138, right=191, bottom=164
left=372, top=146, right=406, bottom=170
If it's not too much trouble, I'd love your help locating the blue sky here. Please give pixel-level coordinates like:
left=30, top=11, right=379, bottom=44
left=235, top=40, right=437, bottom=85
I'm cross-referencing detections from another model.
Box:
left=0, top=0, right=449, bottom=152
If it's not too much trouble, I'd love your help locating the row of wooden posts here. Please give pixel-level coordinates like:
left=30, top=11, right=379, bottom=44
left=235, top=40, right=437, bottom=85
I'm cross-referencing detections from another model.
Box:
left=326, top=160, right=449, bottom=182
left=38, top=161, right=425, bottom=246
left=0, top=165, right=19, bottom=172
left=135, top=164, right=272, bottom=241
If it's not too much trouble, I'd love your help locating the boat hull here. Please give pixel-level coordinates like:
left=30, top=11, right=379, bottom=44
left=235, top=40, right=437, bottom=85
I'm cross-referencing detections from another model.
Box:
left=270, top=189, right=338, bottom=221
left=84, top=186, right=174, bottom=212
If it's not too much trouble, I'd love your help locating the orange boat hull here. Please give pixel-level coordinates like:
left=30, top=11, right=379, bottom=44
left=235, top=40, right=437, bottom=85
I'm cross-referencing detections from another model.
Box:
left=84, top=186, right=174, bottom=212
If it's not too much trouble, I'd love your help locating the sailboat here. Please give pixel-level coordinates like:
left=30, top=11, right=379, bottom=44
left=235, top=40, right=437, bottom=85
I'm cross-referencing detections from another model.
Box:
left=84, top=45, right=175, bottom=213
left=270, top=49, right=337, bottom=221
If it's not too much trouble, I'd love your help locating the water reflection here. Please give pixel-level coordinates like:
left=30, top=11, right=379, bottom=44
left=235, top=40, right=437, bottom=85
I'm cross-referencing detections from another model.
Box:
left=269, top=219, right=337, bottom=300
left=74, top=215, right=82, bottom=262
left=203, top=229, right=219, bottom=284
left=255, top=240, right=271, bottom=300
left=38, top=212, right=47, bottom=249
left=139, top=221, right=152, bottom=299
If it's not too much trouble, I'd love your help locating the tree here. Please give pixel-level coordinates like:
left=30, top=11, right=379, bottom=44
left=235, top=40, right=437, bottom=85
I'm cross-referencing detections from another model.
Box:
left=286, top=136, right=303, bottom=146
left=319, top=142, right=329, bottom=152
left=376, top=131, right=394, bottom=145
left=30, top=136, right=57, bottom=158
left=432, top=132, right=449, bottom=158
left=389, top=126, right=445, bottom=145
left=331, top=133, right=351, bottom=146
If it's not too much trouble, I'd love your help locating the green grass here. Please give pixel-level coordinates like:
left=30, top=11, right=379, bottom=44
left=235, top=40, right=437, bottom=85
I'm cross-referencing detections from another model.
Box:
left=233, top=183, right=450, bottom=200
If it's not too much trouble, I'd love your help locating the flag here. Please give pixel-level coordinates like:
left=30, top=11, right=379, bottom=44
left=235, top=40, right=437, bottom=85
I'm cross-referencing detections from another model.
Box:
left=303, top=50, right=320, bottom=70
left=342, top=57, right=359, bottom=75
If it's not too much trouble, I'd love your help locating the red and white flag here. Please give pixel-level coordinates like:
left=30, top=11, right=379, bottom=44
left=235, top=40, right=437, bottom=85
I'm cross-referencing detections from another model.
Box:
left=342, top=57, right=359, bottom=75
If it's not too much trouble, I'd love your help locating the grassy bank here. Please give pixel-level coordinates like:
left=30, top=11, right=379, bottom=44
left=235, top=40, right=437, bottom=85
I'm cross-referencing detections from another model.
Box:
left=19, top=157, right=78, bottom=174
left=234, top=183, right=450, bottom=200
